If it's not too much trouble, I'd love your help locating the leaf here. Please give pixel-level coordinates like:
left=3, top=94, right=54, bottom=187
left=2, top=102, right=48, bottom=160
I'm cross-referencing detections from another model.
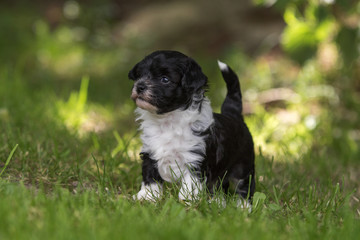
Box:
left=252, top=192, right=267, bottom=209
left=253, top=192, right=267, bottom=201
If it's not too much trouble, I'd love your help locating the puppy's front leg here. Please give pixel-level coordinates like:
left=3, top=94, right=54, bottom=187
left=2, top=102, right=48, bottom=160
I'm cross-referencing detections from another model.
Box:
left=178, top=170, right=202, bottom=201
left=134, top=152, right=163, bottom=202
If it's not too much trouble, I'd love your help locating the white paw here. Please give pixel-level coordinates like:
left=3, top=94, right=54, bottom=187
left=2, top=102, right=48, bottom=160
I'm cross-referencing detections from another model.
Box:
left=208, top=196, right=227, bottom=208
left=179, top=186, right=200, bottom=201
left=133, top=182, right=162, bottom=202
left=237, top=198, right=252, bottom=212
left=178, top=174, right=202, bottom=201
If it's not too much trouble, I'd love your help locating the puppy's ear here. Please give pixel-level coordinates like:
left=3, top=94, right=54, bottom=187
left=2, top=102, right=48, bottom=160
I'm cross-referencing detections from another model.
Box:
left=182, top=59, right=208, bottom=93
left=128, top=63, right=138, bottom=80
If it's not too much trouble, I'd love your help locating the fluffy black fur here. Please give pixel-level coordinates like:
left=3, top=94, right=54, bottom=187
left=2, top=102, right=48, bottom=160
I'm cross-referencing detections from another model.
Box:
left=129, top=50, right=255, bottom=201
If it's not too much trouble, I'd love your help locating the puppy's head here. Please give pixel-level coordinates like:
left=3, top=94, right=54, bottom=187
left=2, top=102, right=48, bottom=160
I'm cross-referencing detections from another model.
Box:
left=128, top=50, right=207, bottom=114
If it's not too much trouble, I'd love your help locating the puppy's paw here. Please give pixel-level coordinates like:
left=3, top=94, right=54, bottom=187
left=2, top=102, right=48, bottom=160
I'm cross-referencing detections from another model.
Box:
left=133, top=182, right=162, bottom=202
left=236, top=198, right=252, bottom=213
left=178, top=175, right=202, bottom=202
left=178, top=186, right=200, bottom=202
left=208, top=196, right=227, bottom=208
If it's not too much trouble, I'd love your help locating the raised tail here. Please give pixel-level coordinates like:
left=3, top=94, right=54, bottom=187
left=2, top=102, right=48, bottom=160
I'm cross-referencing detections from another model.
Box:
left=217, top=60, right=243, bottom=120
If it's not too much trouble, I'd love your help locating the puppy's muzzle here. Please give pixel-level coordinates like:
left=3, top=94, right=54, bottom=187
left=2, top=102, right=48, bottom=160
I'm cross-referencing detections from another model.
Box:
left=131, top=81, right=147, bottom=101
left=136, top=82, right=147, bottom=94
left=131, top=81, right=158, bottom=113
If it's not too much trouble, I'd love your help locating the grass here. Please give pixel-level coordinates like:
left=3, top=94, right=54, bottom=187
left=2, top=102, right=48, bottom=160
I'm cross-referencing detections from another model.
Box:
left=0, top=159, right=358, bottom=240
left=0, top=70, right=359, bottom=240
left=1, top=183, right=356, bottom=240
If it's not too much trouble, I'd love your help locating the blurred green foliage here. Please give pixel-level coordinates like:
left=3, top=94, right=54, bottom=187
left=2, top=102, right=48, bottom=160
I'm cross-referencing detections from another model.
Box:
left=253, top=0, right=360, bottom=162
left=282, top=4, right=334, bottom=64
left=255, top=0, right=360, bottom=65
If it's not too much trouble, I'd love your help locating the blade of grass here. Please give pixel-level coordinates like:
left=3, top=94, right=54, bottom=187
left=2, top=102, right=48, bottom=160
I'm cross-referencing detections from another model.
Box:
left=0, top=144, right=18, bottom=177
left=92, top=153, right=106, bottom=191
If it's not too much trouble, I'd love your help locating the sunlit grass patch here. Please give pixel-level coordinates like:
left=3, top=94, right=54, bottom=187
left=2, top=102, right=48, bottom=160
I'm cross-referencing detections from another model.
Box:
left=55, top=76, right=113, bottom=136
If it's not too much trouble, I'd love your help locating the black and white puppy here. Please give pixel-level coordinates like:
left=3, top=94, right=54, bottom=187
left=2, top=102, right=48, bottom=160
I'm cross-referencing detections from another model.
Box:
left=129, top=50, right=255, bottom=204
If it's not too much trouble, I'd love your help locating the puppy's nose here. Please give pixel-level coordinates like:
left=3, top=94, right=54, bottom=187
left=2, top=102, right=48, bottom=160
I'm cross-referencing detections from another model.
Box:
left=136, top=82, right=147, bottom=93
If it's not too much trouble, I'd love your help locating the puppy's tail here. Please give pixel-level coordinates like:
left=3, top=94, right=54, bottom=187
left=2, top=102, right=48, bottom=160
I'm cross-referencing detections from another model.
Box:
left=217, top=60, right=243, bottom=120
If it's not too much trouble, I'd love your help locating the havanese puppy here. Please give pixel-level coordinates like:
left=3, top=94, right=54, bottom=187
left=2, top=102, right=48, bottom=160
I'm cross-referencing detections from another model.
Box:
left=129, top=50, right=255, bottom=206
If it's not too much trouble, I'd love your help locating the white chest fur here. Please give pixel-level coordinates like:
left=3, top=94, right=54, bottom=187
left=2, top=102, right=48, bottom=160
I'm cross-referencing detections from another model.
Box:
left=135, top=98, right=214, bottom=182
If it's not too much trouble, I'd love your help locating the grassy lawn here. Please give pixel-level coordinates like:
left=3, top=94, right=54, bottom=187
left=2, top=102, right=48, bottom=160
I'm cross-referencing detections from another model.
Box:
left=1, top=1, right=360, bottom=239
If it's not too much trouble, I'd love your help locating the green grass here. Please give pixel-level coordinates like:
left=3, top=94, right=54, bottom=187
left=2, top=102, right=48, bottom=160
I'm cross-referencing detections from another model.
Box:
left=1, top=182, right=357, bottom=240
left=0, top=162, right=358, bottom=240
left=0, top=70, right=359, bottom=239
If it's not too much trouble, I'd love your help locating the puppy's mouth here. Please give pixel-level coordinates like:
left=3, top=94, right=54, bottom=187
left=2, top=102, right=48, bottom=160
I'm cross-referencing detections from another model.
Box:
left=131, top=90, right=158, bottom=113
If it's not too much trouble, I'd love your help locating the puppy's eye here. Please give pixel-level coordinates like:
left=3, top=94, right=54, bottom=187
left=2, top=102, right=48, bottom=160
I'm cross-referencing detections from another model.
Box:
left=160, top=76, right=170, bottom=84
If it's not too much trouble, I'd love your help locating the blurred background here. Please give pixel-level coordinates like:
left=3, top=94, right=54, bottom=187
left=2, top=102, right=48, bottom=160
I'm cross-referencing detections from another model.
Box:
left=0, top=0, right=359, bottom=194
